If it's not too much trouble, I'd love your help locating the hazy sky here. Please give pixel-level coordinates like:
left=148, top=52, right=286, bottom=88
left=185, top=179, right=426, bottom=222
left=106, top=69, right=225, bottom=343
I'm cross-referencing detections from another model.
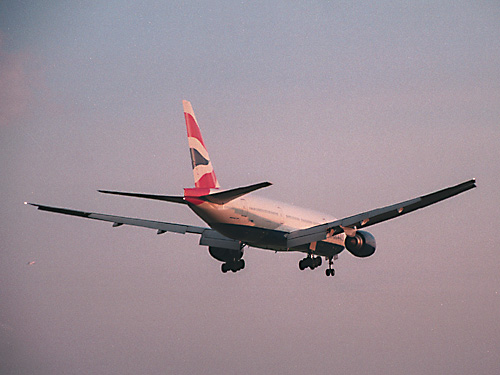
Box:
left=1, top=1, right=499, bottom=374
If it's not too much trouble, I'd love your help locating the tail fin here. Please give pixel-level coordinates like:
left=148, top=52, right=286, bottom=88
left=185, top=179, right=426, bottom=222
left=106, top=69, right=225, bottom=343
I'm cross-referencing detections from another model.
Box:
left=183, top=100, right=220, bottom=189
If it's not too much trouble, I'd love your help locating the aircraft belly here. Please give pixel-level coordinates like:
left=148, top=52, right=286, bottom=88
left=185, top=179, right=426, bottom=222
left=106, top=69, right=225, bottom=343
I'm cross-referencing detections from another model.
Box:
left=213, top=223, right=288, bottom=250
left=188, top=202, right=344, bottom=255
left=211, top=223, right=344, bottom=256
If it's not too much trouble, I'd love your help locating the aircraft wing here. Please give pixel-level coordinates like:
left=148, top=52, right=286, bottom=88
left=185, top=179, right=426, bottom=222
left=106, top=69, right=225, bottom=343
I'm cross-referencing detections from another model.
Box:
left=26, top=203, right=209, bottom=235
left=286, top=179, right=476, bottom=248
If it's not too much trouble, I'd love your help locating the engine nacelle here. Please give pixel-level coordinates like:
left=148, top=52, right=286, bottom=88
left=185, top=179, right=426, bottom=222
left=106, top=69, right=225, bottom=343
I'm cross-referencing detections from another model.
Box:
left=344, top=230, right=376, bottom=258
left=208, top=247, right=244, bottom=263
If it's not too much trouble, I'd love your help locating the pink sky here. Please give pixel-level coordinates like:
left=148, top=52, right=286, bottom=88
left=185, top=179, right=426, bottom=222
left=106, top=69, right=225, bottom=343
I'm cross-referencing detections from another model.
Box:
left=1, top=2, right=499, bottom=374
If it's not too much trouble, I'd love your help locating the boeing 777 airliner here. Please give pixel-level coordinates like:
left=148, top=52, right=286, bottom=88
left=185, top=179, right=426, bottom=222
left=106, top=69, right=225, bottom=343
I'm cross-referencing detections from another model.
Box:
left=27, top=100, right=476, bottom=277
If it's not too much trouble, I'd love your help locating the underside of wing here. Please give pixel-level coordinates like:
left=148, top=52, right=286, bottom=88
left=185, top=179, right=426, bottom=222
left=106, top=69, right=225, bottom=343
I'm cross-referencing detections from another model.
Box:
left=286, top=179, right=476, bottom=248
left=27, top=202, right=244, bottom=255
left=26, top=203, right=207, bottom=235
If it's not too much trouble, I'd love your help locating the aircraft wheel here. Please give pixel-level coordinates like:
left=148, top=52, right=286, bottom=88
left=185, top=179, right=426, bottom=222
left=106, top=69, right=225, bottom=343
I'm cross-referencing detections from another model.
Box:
left=299, top=259, right=306, bottom=270
left=326, top=269, right=331, bottom=276
left=303, top=258, right=311, bottom=269
left=309, top=257, right=320, bottom=269
left=239, top=259, right=245, bottom=270
left=221, top=263, right=229, bottom=273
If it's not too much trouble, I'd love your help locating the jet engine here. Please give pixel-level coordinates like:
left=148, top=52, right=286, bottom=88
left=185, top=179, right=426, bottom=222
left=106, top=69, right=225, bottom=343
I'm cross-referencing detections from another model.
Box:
left=199, top=231, right=245, bottom=272
left=209, top=246, right=245, bottom=273
left=344, top=230, right=376, bottom=258
left=208, top=246, right=243, bottom=263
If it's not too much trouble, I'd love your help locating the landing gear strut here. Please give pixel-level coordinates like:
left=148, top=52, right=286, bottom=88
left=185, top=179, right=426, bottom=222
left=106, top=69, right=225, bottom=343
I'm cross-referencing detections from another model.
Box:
left=298, top=255, right=322, bottom=270
left=221, top=259, right=245, bottom=273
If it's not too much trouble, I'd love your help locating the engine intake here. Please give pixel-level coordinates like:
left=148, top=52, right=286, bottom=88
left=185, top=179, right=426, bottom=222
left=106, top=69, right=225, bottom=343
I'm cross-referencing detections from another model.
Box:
left=344, top=230, right=376, bottom=258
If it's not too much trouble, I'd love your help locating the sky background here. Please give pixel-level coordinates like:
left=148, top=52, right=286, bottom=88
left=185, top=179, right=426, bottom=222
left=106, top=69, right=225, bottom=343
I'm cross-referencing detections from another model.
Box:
left=1, top=1, right=499, bottom=374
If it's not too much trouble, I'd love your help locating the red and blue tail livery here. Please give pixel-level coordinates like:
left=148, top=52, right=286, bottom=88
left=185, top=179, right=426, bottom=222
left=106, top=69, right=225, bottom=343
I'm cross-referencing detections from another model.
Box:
left=27, top=100, right=476, bottom=277
left=183, top=100, right=219, bottom=189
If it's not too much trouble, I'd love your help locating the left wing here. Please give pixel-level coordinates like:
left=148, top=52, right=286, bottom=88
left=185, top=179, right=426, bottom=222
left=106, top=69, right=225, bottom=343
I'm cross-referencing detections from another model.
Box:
left=27, top=203, right=243, bottom=250
left=26, top=203, right=208, bottom=235
left=286, top=179, right=476, bottom=248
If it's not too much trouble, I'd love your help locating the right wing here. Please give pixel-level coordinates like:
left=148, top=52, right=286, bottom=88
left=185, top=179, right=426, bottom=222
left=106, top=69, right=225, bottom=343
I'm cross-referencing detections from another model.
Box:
left=26, top=203, right=207, bottom=235
left=286, top=179, right=476, bottom=248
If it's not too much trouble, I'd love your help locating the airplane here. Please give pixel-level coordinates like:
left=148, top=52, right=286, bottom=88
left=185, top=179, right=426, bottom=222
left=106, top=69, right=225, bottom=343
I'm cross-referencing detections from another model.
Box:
left=27, top=100, right=476, bottom=277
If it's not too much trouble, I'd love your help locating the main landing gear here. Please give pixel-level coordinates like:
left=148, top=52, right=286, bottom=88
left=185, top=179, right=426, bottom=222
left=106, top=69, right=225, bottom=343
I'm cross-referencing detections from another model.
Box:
left=298, top=256, right=322, bottom=271
left=298, top=255, right=336, bottom=277
left=221, top=259, right=245, bottom=273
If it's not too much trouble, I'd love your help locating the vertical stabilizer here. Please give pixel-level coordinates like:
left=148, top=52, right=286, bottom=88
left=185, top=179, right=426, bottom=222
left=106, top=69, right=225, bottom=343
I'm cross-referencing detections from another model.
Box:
left=183, top=100, right=220, bottom=189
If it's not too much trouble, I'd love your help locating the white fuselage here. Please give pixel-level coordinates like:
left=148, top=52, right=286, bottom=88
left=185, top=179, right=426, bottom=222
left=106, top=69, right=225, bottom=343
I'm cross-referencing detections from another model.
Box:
left=188, top=195, right=346, bottom=255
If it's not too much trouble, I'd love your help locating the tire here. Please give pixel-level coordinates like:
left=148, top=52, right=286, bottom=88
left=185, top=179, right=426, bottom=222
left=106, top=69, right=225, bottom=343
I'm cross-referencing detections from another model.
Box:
left=299, top=259, right=306, bottom=270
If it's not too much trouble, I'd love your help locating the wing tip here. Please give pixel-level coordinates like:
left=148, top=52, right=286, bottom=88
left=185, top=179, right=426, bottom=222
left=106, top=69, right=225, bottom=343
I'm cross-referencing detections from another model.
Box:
left=465, top=178, right=477, bottom=189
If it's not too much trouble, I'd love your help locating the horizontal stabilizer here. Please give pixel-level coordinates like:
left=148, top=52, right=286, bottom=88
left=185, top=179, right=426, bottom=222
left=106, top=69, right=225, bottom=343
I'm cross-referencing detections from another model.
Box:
left=98, top=190, right=187, bottom=204
left=198, top=182, right=272, bottom=204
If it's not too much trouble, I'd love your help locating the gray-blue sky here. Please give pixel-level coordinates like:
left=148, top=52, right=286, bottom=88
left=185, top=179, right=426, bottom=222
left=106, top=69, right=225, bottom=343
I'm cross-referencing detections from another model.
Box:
left=1, top=1, right=499, bottom=374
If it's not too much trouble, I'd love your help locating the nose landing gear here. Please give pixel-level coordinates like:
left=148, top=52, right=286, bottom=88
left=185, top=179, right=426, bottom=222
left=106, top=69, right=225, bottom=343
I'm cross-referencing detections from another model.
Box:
left=325, top=268, right=335, bottom=277
left=325, top=257, right=335, bottom=277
